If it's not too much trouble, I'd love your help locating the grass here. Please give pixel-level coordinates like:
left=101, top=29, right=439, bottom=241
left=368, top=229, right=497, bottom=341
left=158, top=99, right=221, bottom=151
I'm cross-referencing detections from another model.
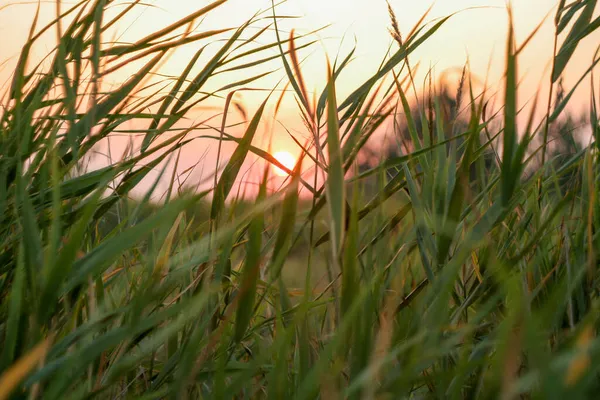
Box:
left=1, top=0, right=600, bottom=398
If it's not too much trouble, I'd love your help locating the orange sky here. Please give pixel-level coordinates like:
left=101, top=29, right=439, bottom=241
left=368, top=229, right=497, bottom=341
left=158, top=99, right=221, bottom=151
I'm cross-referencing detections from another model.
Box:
left=1, top=0, right=598, bottom=196
left=2, top=0, right=597, bottom=109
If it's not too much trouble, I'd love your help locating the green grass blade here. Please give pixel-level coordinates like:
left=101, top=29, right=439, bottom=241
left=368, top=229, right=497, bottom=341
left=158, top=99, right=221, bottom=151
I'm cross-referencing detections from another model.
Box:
left=211, top=96, right=269, bottom=221
left=325, top=63, right=346, bottom=257
left=553, top=0, right=597, bottom=82
left=501, top=9, right=518, bottom=206
left=234, top=171, right=267, bottom=342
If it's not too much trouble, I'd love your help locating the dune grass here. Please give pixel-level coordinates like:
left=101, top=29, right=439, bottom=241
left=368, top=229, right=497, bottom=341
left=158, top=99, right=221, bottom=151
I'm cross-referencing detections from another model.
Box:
left=1, top=0, right=600, bottom=398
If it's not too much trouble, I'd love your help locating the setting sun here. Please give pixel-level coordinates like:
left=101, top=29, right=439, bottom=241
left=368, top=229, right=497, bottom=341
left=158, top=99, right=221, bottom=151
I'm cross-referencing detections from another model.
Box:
left=272, top=151, right=297, bottom=177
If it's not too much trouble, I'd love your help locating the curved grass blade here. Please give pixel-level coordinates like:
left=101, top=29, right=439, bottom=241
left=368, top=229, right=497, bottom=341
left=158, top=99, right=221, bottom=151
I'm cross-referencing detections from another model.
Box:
left=553, top=0, right=597, bottom=82
left=210, top=96, right=269, bottom=222
left=234, top=169, right=267, bottom=342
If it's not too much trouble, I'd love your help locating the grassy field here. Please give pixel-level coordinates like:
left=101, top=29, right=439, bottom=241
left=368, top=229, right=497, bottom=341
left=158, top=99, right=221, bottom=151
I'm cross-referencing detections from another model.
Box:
left=1, top=0, right=600, bottom=398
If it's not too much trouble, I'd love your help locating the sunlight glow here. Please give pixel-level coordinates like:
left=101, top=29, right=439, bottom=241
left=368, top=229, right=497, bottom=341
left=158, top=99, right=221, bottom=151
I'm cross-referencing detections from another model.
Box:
left=272, top=151, right=297, bottom=177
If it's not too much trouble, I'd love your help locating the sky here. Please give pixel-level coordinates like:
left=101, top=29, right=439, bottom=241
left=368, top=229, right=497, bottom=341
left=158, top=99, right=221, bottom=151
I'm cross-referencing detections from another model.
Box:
left=1, top=0, right=598, bottom=196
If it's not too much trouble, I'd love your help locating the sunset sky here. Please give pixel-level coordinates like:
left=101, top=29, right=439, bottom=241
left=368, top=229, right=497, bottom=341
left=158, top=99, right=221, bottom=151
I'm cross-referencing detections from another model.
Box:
left=2, top=0, right=596, bottom=96
left=1, top=0, right=598, bottom=195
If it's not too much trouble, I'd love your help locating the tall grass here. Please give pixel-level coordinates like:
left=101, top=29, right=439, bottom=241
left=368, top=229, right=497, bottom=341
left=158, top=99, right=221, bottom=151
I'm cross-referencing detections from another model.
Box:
left=1, top=0, right=600, bottom=398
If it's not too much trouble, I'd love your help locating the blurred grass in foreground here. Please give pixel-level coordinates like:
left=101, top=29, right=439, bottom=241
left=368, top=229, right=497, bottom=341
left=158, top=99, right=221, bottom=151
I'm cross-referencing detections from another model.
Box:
left=1, top=0, right=600, bottom=398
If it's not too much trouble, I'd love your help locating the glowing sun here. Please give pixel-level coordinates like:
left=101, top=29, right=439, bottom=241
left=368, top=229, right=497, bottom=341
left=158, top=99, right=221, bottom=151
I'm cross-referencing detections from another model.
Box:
left=272, top=151, right=296, bottom=177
